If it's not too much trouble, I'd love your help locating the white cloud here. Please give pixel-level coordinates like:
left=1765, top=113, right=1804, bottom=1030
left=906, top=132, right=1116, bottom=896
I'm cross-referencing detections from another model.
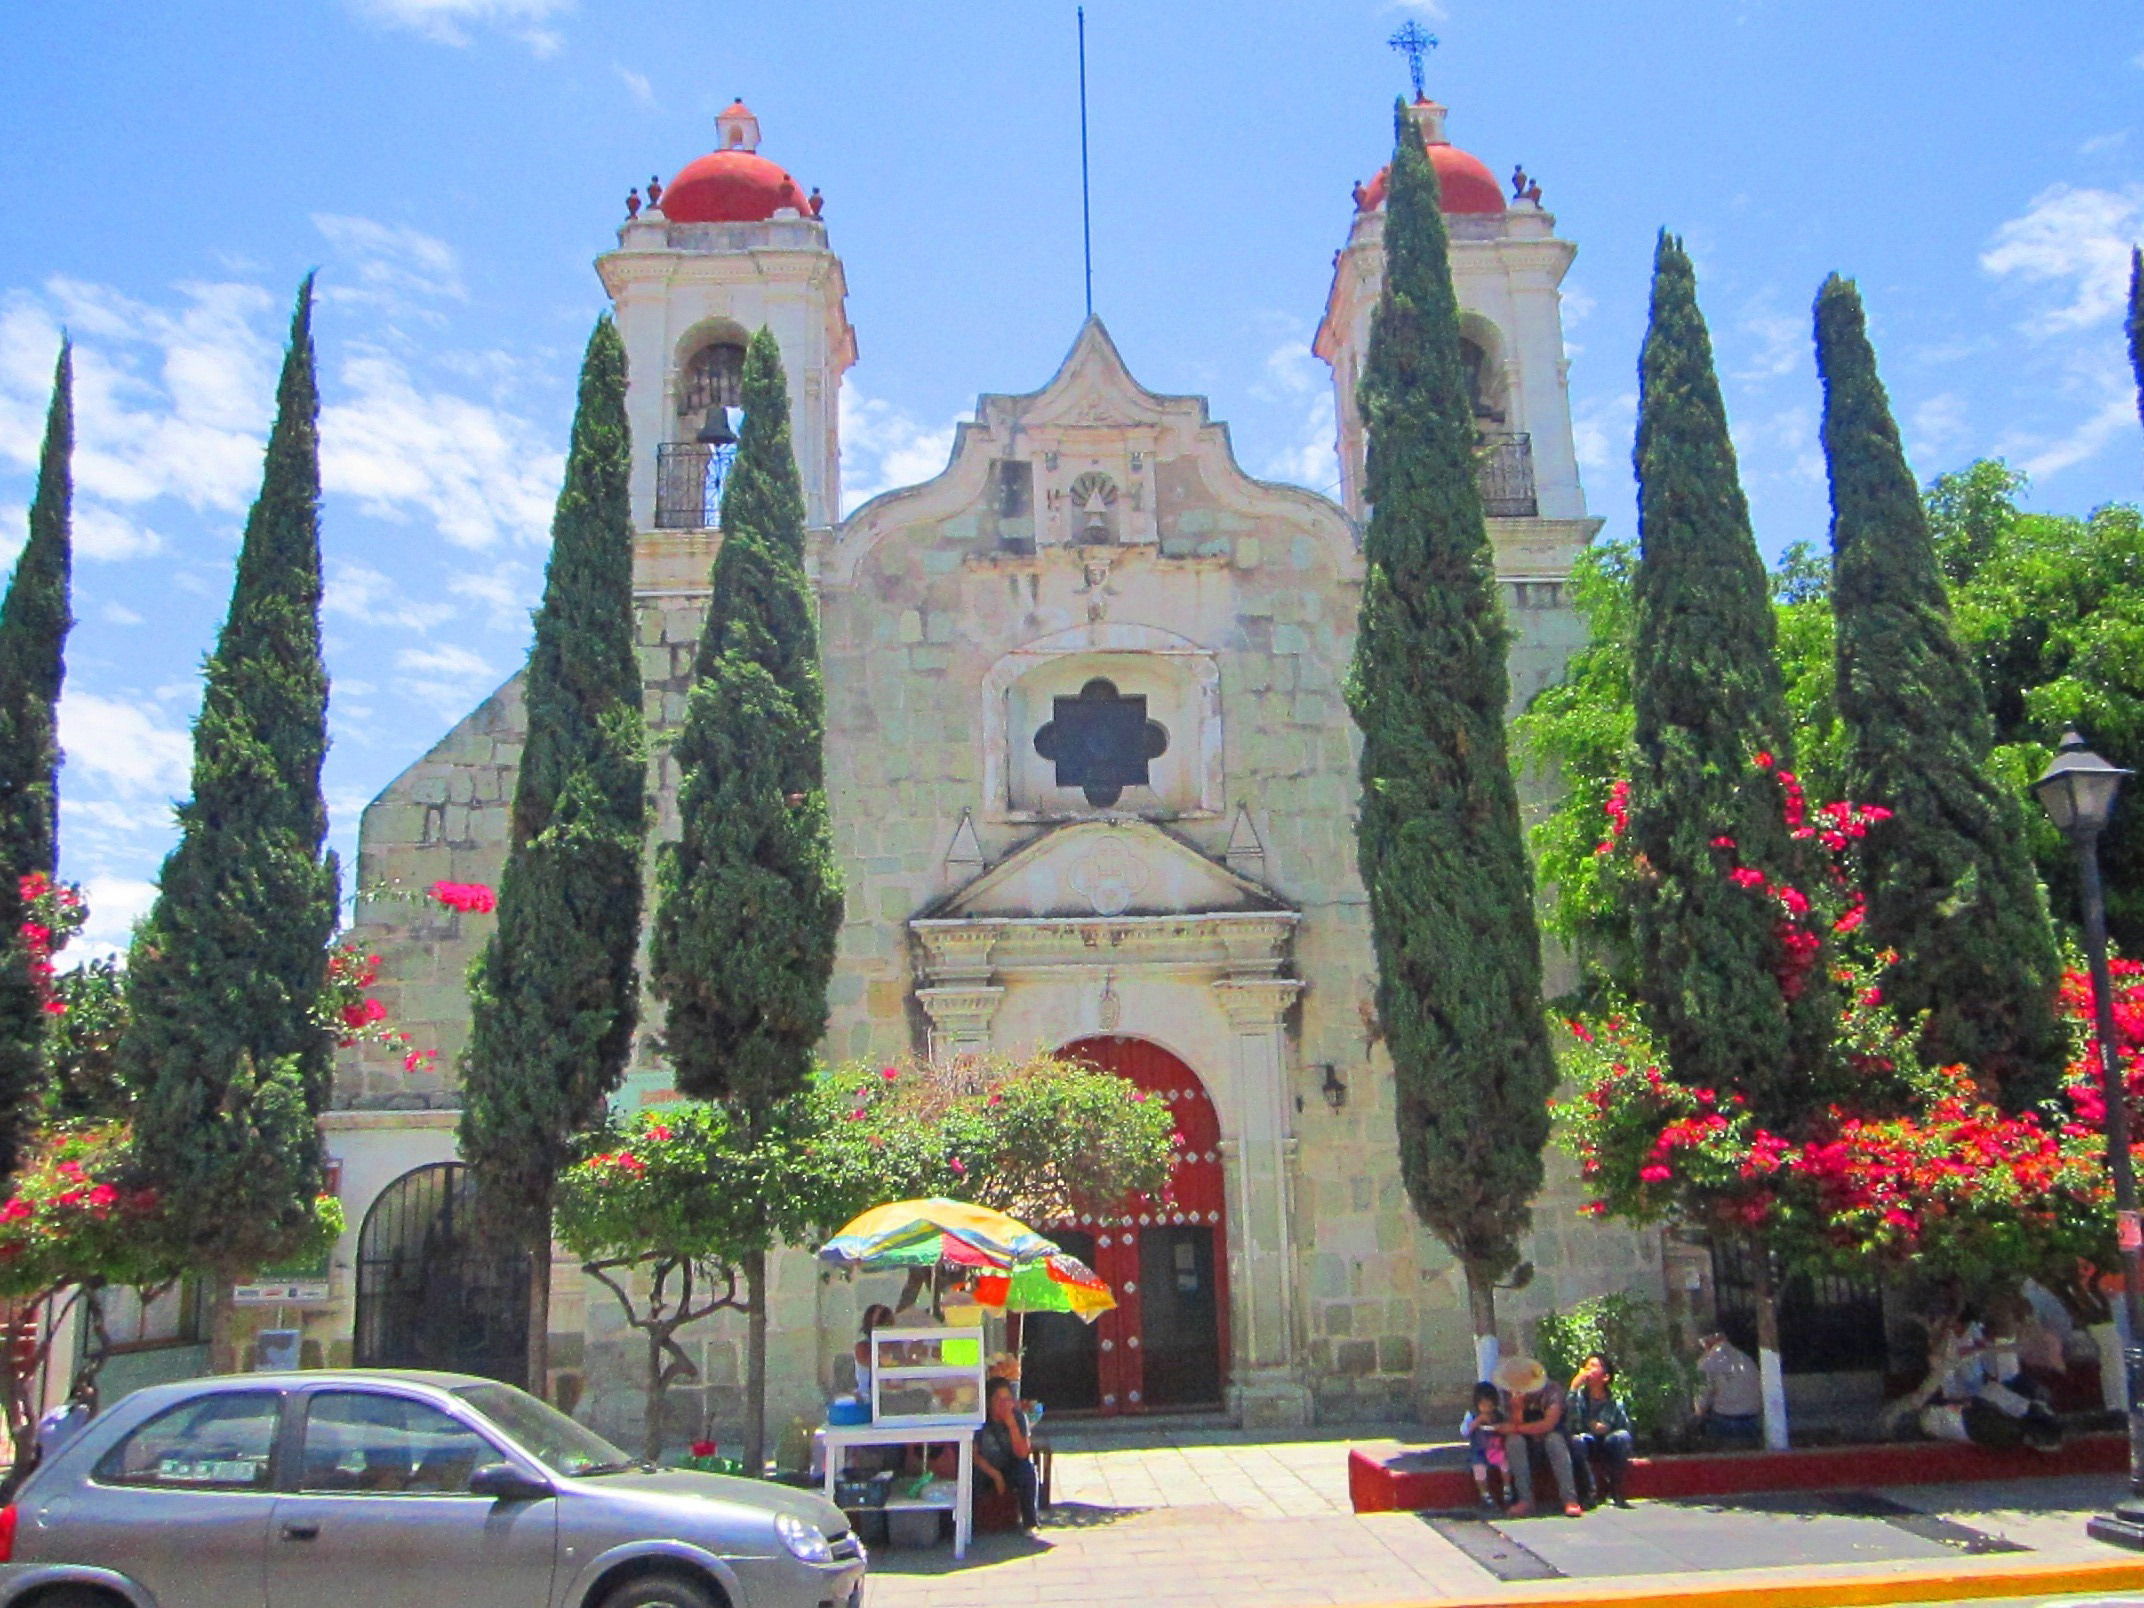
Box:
left=0, top=280, right=280, bottom=515
left=839, top=386, right=961, bottom=514
left=314, top=215, right=466, bottom=316
left=1384, top=0, right=1447, bottom=17
left=2081, top=130, right=2130, bottom=157
left=0, top=502, right=20, bottom=569
left=1906, top=391, right=1970, bottom=463
left=615, top=66, right=655, bottom=108
left=58, top=690, right=192, bottom=799
left=1732, top=305, right=1804, bottom=383
left=326, top=558, right=457, bottom=630
left=448, top=560, right=538, bottom=631
left=1980, top=184, right=2144, bottom=334
left=73, top=501, right=164, bottom=562
left=396, top=643, right=492, bottom=678
left=2018, top=390, right=2138, bottom=480
left=98, top=601, right=143, bottom=626
left=1732, top=404, right=1824, bottom=486
left=1249, top=336, right=1338, bottom=492
left=348, top=0, right=573, bottom=50
left=395, top=640, right=498, bottom=717
left=321, top=346, right=562, bottom=550
left=1572, top=391, right=1636, bottom=477
left=63, top=875, right=158, bottom=964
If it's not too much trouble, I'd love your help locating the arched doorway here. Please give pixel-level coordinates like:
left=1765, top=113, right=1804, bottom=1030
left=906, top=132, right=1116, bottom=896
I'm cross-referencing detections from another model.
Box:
left=354, top=1162, right=529, bottom=1387
left=1022, top=1037, right=1229, bottom=1414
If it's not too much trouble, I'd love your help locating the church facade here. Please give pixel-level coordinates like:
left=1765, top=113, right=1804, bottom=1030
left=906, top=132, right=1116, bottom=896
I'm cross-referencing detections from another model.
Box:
left=316, top=94, right=1666, bottom=1441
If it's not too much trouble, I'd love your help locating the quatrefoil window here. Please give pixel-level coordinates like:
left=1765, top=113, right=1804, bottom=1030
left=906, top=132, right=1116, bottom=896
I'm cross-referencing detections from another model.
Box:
left=1032, top=679, right=1169, bottom=808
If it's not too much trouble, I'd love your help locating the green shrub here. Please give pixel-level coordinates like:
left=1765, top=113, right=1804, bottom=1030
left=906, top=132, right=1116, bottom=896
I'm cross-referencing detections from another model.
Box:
left=1533, top=1292, right=1694, bottom=1450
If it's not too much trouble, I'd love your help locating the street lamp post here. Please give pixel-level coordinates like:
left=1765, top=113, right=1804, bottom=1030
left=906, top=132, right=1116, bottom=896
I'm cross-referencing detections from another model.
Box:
left=2032, top=730, right=2144, bottom=1547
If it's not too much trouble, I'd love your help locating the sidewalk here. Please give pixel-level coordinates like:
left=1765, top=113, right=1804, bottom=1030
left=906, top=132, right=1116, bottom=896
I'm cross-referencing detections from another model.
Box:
left=860, top=1427, right=2144, bottom=1608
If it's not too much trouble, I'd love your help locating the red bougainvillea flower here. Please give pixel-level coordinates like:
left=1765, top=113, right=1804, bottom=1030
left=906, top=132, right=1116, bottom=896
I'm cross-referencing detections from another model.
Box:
left=429, top=881, right=497, bottom=914
left=646, top=1124, right=673, bottom=1143
left=880, top=1066, right=899, bottom=1082
left=690, top=1440, right=718, bottom=1458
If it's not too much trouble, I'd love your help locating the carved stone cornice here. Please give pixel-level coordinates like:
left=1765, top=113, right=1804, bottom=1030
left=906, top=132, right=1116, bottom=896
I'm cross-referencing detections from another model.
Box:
left=916, top=985, right=1005, bottom=1050
left=914, top=925, right=1000, bottom=987
left=911, top=909, right=1297, bottom=979
left=1212, top=976, right=1304, bottom=1030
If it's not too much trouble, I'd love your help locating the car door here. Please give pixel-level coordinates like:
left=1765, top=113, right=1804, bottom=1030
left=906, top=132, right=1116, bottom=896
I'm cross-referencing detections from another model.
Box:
left=60, top=1386, right=283, bottom=1608
left=265, top=1386, right=557, bottom=1608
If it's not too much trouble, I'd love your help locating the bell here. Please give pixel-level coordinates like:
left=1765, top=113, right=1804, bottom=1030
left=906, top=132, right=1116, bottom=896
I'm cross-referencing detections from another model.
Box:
left=695, top=408, right=737, bottom=448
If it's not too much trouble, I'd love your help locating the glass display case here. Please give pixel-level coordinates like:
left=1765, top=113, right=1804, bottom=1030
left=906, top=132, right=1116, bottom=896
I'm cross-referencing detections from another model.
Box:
left=868, top=1326, right=986, bottom=1428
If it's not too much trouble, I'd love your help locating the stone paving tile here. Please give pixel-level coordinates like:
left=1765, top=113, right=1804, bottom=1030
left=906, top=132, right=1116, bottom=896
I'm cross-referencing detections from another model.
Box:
left=863, top=1429, right=2137, bottom=1607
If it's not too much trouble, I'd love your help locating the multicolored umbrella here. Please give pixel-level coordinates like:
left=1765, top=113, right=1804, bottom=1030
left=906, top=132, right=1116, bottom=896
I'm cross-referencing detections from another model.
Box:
left=974, top=1252, right=1117, bottom=1322
left=817, top=1198, right=1061, bottom=1273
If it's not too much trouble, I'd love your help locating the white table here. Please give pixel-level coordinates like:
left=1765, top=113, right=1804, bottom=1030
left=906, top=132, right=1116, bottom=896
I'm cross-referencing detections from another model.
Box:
left=820, top=1420, right=977, bottom=1559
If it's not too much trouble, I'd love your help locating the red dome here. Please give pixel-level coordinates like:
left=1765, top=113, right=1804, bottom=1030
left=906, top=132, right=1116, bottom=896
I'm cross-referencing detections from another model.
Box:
left=1360, top=141, right=1505, bottom=216
left=661, top=149, right=811, bottom=224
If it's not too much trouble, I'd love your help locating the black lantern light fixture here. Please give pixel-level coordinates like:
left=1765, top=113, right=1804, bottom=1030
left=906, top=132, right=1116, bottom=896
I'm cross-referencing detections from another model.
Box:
left=1318, top=1064, right=1348, bottom=1112
left=2031, top=731, right=2144, bottom=1547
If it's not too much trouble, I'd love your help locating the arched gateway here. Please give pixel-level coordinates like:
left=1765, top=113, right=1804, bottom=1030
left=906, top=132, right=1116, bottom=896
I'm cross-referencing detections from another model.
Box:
left=1021, top=1037, right=1229, bottom=1414
left=353, top=1163, right=529, bottom=1386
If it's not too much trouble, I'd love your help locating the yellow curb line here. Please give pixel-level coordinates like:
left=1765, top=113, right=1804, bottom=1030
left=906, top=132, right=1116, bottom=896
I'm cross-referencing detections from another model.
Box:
left=1348, top=1556, right=2144, bottom=1608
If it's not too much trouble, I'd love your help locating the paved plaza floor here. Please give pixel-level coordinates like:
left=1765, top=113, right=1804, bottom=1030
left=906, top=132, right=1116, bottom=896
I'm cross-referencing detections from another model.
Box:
left=860, top=1427, right=2144, bottom=1608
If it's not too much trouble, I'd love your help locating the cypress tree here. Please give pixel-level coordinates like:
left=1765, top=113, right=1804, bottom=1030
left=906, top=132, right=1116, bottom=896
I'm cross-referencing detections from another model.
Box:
left=649, top=326, right=842, bottom=1472
left=460, top=315, right=647, bottom=1387
left=123, top=281, right=339, bottom=1286
left=0, top=343, right=74, bottom=1190
left=1815, top=275, right=2065, bottom=1105
left=2129, top=247, right=2142, bottom=434
left=1629, top=235, right=1828, bottom=1447
left=1343, top=102, right=1556, bottom=1375
left=1627, top=234, right=1821, bottom=1123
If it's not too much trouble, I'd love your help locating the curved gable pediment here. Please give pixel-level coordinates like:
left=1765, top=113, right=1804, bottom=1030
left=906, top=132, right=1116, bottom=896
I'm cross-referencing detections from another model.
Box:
left=923, top=820, right=1288, bottom=922
left=827, top=318, right=1358, bottom=586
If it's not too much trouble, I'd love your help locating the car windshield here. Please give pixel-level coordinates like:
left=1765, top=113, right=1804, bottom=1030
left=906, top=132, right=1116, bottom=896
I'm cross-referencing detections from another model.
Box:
left=453, top=1383, right=638, bottom=1477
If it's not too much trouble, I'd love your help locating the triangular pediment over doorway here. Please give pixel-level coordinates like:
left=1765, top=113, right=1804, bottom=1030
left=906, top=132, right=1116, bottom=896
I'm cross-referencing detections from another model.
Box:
left=927, top=820, right=1289, bottom=921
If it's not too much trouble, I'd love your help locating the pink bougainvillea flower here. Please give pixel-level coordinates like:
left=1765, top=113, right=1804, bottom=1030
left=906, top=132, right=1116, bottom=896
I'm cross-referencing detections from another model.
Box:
left=879, top=1066, right=899, bottom=1082
left=1638, top=1163, right=1673, bottom=1183
left=948, top=1157, right=967, bottom=1177
left=646, top=1124, right=673, bottom=1143
left=690, top=1440, right=718, bottom=1458
left=429, top=881, right=497, bottom=914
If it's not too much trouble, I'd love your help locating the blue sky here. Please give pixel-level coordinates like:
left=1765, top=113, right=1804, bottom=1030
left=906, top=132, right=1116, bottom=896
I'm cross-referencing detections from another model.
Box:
left=1, top=0, right=2139, bottom=956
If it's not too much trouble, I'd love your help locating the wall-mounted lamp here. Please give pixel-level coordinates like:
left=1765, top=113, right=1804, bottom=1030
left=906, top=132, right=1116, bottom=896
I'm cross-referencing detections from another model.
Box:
left=1318, top=1064, right=1348, bottom=1111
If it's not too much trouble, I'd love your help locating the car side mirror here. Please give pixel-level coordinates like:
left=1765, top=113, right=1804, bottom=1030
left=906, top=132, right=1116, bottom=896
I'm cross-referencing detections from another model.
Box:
left=469, top=1462, right=552, bottom=1503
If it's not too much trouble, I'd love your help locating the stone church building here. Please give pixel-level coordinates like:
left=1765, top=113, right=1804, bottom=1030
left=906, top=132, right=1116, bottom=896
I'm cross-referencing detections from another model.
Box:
left=317, top=92, right=1668, bottom=1442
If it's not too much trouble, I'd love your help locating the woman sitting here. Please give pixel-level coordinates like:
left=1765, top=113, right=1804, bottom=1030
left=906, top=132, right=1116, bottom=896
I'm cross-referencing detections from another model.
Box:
left=1569, top=1352, right=1635, bottom=1507
left=973, top=1378, right=1040, bottom=1531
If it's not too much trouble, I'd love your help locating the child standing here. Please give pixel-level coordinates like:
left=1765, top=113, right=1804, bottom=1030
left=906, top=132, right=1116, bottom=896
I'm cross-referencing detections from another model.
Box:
left=1461, top=1381, right=1508, bottom=1508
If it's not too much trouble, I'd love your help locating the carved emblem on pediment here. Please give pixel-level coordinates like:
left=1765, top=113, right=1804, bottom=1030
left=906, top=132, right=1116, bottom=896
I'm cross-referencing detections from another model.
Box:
left=1067, top=838, right=1151, bottom=916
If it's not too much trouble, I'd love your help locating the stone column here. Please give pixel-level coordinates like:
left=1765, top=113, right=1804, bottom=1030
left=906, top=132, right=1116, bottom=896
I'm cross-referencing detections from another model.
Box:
left=1212, top=974, right=1310, bottom=1428
left=914, top=926, right=1002, bottom=1058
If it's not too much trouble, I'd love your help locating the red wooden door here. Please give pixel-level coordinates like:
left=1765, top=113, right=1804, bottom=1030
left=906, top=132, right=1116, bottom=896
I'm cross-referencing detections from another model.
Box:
left=1024, top=1037, right=1229, bottom=1414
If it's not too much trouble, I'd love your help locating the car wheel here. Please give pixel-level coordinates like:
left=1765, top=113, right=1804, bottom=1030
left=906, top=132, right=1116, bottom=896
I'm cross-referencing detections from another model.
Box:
left=599, top=1574, right=723, bottom=1608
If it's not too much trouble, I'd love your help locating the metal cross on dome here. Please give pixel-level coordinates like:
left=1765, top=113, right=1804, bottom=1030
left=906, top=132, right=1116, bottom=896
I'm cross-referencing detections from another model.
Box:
left=1387, top=19, right=1437, bottom=100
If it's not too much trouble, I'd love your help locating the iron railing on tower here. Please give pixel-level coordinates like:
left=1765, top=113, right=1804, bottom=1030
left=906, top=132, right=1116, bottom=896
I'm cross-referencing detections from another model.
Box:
left=1476, top=431, right=1538, bottom=518
left=655, top=441, right=735, bottom=530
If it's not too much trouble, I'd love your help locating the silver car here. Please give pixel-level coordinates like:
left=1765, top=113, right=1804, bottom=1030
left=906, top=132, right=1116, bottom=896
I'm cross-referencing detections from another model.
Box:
left=0, top=1369, right=864, bottom=1608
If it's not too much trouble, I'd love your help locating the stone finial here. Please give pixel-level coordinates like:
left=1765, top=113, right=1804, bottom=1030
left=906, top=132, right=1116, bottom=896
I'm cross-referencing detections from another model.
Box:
left=647, top=173, right=665, bottom=208
left=1224, top=804, right=1266, bottom=878
left=943, top=810, right=985, bottom=879
left=625, top=187, right=642, bottom=218
left=808, top=187, right=825, bottom=218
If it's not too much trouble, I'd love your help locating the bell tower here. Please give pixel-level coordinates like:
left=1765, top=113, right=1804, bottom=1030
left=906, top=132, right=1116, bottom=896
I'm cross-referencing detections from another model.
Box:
left=596, top=100, right=856, bottom=570
left=1314, top=89, right=1601, bottom=706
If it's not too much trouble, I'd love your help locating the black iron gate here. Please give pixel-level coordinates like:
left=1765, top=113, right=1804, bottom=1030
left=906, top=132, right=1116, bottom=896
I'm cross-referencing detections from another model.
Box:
left=354, top=1162, right=529, bottom=1387
left=1711, top=1239, right=1888, bottom=1373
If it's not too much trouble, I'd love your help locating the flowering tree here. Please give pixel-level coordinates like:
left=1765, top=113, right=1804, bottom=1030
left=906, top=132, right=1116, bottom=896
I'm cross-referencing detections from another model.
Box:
left=0, top=1126, right=176, bottom=1474
left=554, top=1052, right=1176, bottom=1463
left=813, top=1052, right=1178, bottom=1229
left=1563, top=761, right=2133, bottom=1432
left=555, top=1101, right=821, bottom=1462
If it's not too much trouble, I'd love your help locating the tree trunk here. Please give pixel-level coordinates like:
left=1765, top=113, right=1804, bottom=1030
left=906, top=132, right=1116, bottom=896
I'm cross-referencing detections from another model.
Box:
left=644, top=1324, right=668, bottom=1464
left=525, top=1231, right=551, bottom=1396
left=742, top=1246, right=768, bottom=1478
left=206, top=1281, right=240, bottom=1376
left=1751, top=1243, right=1789, bottom=1451
left=1465, top=1261, right=1501, bottom=1383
